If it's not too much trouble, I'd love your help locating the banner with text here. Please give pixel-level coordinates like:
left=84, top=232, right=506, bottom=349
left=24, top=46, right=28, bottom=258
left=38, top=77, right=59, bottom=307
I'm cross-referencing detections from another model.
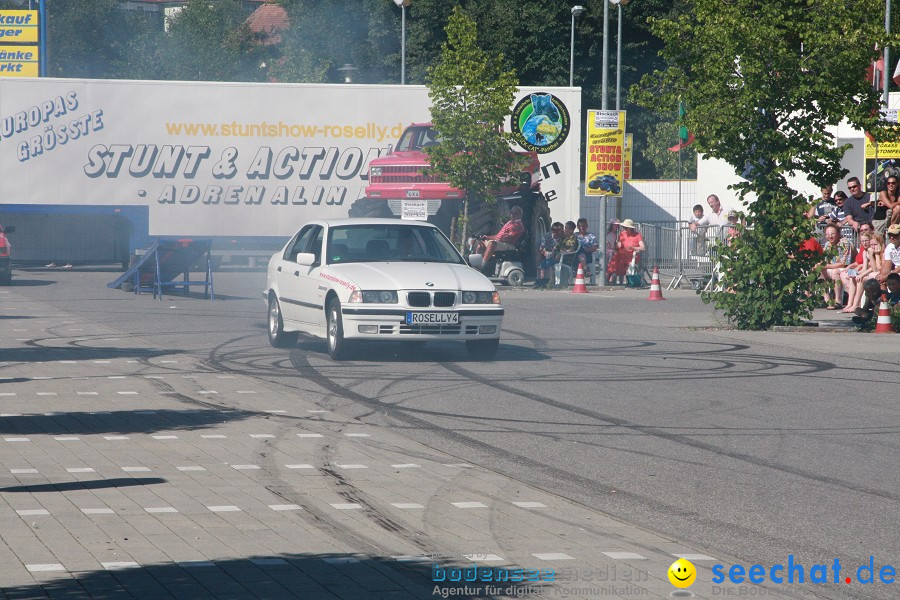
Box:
left=624, top=132, right=632, bottom=180
left=864, top=136, right=900, bottom=194
left=0, top=46, right=38, bottom=78
left=0, top=10, right=38, bottom=43
left=0, top=79, right=580, bottom=237
left=585, top=110, right=625, bottom=197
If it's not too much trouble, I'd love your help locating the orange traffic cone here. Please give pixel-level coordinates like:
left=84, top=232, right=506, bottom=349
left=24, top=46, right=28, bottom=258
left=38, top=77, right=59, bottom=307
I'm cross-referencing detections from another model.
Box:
left=571, top=266, right=588, bottom=293
left=647, top=267, right=666, bottom=301
left=874, top=295, right=893, bottom=334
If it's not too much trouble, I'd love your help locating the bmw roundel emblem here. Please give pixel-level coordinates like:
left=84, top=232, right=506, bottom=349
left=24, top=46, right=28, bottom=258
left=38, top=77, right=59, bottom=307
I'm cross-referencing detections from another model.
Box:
left=425, top=282, right=434, bottom=287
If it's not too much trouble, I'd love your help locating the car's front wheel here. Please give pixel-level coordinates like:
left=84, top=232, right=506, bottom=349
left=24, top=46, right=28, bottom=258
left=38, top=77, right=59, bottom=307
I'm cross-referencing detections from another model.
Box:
left=267, top=295, right=298, bottom=348
left=466, top=339, right=499, bottom=360
left=326, top=299, right=352, bottom=360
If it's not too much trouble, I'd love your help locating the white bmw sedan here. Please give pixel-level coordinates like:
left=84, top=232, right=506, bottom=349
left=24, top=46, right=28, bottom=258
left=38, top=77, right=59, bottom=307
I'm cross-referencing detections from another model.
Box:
left=264, top=219, right=504, bottom=360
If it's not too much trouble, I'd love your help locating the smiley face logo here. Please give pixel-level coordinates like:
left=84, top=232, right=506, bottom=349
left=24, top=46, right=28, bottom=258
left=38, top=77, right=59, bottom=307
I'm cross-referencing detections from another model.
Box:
left=668, top=558, right=697, bottom=588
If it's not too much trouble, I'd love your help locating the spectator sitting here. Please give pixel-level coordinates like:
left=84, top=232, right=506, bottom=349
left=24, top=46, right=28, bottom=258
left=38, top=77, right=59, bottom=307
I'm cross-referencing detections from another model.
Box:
left=807, top=185, right=836, bottom=223
left=839, top=231, right=873, bottom=313
left=575, top=218, right=599, bottom=277
left=852, top=278, right=886, bottom=326
left=877, top=223, right=900, bottom=283
left=827, top=191, right=849, bottom=226
left=533, top=222, right=563, bottom=288
left=843, top=176, right=875, bottom=231
left=886, top=272, right=900, bottom=304
left=471, top=205, right=525, bottom=271
left=607, top=219, right=646, bottom=285
left=874, top=176, right=900, bottom=234
left=820, top=223, right=853, bottom=309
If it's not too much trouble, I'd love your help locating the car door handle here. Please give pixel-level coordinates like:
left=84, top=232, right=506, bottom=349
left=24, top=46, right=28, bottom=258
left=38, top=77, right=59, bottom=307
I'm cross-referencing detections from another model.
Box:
left=277, top=266, right=282, bottom=272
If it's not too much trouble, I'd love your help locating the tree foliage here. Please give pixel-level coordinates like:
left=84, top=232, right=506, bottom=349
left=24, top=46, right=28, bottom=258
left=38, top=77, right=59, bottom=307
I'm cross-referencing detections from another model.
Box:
left=425, top=7, right=521, bottom=245
left=634, top=0, right=900, bottom=329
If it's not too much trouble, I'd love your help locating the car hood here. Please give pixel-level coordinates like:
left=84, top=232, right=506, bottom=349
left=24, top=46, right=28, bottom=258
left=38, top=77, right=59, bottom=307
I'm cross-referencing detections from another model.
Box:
left=326, top=262, right=493, bottom=292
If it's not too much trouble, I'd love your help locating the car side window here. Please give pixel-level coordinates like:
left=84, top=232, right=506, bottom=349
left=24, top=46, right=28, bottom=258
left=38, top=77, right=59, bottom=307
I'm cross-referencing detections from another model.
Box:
left=306, top=226, right=324, bottom=265
left=284, top=226, right=314, bottom=262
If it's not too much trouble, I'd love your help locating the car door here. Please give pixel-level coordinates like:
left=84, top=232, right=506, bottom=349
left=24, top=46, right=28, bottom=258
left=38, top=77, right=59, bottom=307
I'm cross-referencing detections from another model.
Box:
left=294, top=225, right=326, bottom=327
left=276, top=225, right=316, bottom=324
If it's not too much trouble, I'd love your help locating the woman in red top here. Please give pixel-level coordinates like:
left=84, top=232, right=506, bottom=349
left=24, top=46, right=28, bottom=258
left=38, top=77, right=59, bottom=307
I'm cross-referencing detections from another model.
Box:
left=606, top=219, right=646, bottom=284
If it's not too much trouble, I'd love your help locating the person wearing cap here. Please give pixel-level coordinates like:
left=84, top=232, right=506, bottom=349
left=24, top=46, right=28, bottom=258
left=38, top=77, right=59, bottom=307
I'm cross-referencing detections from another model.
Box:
left=877, top=223, right=900, bottom=283
left=606, top=219, right=646, bottom=285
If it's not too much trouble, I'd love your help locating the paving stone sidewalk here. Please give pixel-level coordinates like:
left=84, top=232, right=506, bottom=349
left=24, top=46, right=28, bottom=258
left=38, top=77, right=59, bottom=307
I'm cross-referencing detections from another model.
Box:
left=0, top=288, right=832, bottom=600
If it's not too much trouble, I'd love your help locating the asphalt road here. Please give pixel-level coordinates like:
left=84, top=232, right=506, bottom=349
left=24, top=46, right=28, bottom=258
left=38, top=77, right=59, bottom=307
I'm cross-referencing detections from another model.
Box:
left=4, top=266, right=898, bottom=600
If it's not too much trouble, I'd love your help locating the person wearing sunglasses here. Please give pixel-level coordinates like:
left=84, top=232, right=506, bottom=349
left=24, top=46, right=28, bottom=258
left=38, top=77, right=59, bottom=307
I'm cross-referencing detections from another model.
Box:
left=874, top=176, right=900, bottom=235
left=843, top=176, right=874, bottom=231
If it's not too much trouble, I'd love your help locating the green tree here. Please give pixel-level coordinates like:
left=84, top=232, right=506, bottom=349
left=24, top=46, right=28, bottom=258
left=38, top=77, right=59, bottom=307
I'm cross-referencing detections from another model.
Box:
left=425, top=7, right=521, bottom=246
left=635, top=0, right=898, bottom=329
left=164, top=0, right=263, bottom=82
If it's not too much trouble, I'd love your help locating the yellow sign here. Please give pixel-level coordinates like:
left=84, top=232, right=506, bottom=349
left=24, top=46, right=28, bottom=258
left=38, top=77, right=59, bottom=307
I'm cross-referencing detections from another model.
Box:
left=624, top=133, right=633, bottom=180
left=0, top=11, right=38, bottom=43
left=863, top=136, right=900, bottom=194
left=0, top=46, right=38, bottom=77
left=585, top=110, right=626, bottom=196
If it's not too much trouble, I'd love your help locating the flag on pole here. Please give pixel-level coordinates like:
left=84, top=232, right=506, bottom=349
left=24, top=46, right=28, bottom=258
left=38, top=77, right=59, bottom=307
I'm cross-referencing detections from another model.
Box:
left=867, top=45, right=885, bottom=89
left=892, top=57, right=900, bottom=86
left=668, top=101, right=695, bottom=152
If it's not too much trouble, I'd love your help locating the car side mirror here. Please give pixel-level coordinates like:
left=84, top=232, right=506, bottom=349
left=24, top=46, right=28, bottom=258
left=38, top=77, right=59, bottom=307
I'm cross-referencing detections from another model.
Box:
left=467, top=254, right=484, bottom=269
left=3, top=225, right=15, bottom=234
left=296, top=252, right=316, bottom=266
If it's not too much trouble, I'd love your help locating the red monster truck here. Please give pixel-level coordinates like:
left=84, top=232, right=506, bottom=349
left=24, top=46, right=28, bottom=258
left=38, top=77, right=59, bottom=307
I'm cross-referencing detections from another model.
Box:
left=350, top=123, right=551, bottom=271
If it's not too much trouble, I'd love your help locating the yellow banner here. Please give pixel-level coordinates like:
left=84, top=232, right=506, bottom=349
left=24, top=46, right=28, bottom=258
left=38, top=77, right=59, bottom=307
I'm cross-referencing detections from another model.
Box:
left=0, top=10, right=39, bottom=43
left=0, top=45, right=38, bottom=77
left=624, top=133, right=633, bottom=180
left=585, top=110, right=626, bottom=196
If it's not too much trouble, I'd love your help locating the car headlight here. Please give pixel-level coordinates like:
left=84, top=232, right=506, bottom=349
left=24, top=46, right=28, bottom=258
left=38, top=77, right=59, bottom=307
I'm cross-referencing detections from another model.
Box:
left=370, top=167, right=382, bottom=177
left=355, top=290, right=398, bottom=303
left=462, top=291, right=499, bottom=304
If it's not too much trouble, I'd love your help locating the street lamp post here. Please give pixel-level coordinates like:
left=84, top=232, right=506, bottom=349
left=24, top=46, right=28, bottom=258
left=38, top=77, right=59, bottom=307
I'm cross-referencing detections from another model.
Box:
left=601, top=0, right=609, bottom=109
left=570, top=6, right=584, bottom=88
left=608, top=0, right=631, bottom=111
left=393, top=0, right=411, bottom=84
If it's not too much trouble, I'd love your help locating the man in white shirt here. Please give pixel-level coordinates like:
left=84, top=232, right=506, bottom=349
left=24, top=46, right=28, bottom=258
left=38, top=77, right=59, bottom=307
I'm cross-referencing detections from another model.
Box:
left=878, top=224, right=900, bottom=283
left=689, top=194, right=728, bottom=231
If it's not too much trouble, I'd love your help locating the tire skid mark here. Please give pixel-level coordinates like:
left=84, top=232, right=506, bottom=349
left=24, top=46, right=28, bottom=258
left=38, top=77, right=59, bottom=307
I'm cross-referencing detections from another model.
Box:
left=438, top=361, right=899, bottom=502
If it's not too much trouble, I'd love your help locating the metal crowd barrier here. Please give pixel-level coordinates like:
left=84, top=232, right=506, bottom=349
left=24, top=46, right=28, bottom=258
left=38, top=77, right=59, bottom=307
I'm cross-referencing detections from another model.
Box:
left=615, top=220, right=862, bottom=290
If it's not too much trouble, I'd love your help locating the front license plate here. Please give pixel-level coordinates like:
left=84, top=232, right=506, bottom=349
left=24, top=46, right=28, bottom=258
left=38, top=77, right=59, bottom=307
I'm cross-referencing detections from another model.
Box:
left=406, top=312, right=459, bottom=325
left=406, top=190, right=420, bottom=198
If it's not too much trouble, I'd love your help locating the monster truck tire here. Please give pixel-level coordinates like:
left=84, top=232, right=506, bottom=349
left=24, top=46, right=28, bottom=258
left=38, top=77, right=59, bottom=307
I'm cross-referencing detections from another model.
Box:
left=432, top=200, right=463, bottom=242
left=348, top=197, right=393, bottom=219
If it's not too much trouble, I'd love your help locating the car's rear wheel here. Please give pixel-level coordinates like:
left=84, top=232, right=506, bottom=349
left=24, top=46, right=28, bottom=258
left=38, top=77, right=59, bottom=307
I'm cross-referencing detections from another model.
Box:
left=267, top=296, right=297, bottom=348
left=326, top=299, right=352, bottom=360
left=506, top=268, right=525, bottom=287
left=466, top=339, right=499, bottom=360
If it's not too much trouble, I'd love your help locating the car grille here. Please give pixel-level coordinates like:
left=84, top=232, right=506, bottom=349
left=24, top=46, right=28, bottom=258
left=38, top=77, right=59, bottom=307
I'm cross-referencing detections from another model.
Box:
left=405, top=291, right=457, bottom=307
left=399, top=324, right=461, bottom=335
left=407, top=292, right=431, bottom=307
left=433, top=292, right=456, bottom=307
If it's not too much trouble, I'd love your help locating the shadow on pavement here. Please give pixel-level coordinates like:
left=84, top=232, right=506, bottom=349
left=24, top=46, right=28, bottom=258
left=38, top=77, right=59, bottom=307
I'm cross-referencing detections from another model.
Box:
left=0, top=346, right=183, bottom=364
left=0, top=409, right=254, bottom=436
left=289, top=338, right=550, bottom=364
left=3, top=278, right=55, bottom=286
left=0, top=553, right=548, bottom=599
left=0, top=478, right=166, bottom=494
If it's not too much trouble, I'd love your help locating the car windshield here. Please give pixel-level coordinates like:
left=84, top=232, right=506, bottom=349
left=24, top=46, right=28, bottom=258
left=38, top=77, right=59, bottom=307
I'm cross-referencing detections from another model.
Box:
left=395, top=126, right=443, bottom=152
left=327, top=224, right=464, bottom=265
